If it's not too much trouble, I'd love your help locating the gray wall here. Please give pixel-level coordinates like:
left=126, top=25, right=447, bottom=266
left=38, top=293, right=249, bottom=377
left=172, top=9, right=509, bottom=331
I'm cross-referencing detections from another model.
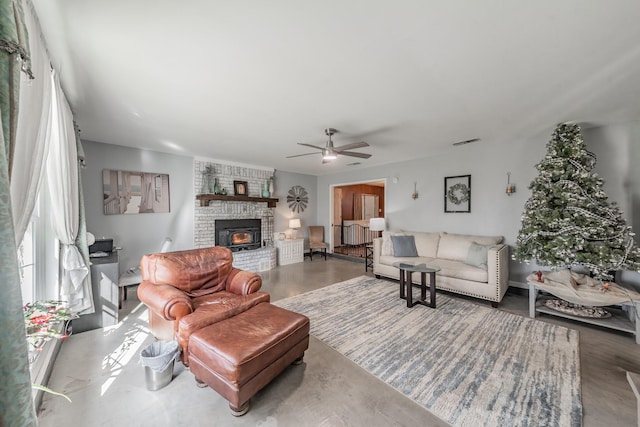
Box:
left=317, top=121, right=640, bottom=287
left=83, top=120, right=640, bottom=289
left=272, top=171, right=318, bottom=246
left=82, top=141, right=194, bottom=274
left=584, top=121, right=640, bottom=290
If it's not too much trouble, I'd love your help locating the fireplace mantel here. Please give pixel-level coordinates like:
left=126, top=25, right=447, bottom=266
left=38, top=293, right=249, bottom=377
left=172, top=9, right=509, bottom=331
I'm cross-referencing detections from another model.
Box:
left=196, top=194, right=279, bottom=207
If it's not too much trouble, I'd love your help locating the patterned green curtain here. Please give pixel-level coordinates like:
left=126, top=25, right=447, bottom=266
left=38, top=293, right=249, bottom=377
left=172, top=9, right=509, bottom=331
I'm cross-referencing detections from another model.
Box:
left=0, top=0, right=37, bottom=425
left=0, top=0, right=32, bottom=177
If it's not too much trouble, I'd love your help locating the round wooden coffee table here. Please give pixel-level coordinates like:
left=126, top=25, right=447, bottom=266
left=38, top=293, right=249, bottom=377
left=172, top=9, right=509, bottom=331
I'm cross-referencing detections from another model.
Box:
left=393, top=262, right=440, bottom=308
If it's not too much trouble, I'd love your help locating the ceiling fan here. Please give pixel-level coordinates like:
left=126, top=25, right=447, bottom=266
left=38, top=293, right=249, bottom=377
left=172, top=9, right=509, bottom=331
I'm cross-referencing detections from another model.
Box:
left=286, top=128, right=371, bottom=163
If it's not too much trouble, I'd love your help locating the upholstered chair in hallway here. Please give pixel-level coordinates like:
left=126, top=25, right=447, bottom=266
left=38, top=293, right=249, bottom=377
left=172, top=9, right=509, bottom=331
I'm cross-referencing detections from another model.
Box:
left=308, top=226, right=327, bottom=260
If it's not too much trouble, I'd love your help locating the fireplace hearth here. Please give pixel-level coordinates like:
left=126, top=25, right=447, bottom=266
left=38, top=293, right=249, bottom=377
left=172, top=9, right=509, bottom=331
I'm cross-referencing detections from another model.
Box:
left=215, top=219, right=261, bottom=251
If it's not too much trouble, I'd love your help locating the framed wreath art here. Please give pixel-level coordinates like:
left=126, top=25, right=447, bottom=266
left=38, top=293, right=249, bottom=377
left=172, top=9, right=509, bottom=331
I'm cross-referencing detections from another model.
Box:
left=444, top=175, right=471, bottom=213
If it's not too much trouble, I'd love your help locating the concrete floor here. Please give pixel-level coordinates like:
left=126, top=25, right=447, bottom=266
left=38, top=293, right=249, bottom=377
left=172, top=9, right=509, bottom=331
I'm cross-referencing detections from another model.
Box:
left=38, top=257, right=639, bottom=426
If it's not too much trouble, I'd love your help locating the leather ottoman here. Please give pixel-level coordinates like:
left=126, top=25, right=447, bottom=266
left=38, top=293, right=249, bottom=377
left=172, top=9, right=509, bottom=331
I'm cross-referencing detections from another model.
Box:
left=188, top=302, right=310, bottom=416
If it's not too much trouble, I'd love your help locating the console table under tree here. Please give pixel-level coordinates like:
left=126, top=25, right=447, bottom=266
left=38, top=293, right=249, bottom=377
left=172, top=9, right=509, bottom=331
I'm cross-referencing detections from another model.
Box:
left=513, top=123, right=640, bottom=342
left=528, top=273, right=640, bottom=344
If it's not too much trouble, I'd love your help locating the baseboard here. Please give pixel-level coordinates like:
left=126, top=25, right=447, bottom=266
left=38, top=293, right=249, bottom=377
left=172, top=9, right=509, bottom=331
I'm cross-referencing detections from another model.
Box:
left=508, top=280, right=528, bottom=290
left=507, top=280, right=530, bottom=297
left=328, top=253, right=364, bottom=263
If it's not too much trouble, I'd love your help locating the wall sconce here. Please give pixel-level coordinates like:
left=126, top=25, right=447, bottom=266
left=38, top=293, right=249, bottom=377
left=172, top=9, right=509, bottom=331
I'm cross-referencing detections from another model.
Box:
left=411, top=182, right=418, bottom=200
left=506, top=172, right=516, bottom=196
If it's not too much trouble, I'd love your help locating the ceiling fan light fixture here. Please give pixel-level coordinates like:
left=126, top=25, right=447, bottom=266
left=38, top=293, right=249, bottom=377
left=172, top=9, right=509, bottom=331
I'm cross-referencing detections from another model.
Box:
left=322, top=148, right=337, bottom=160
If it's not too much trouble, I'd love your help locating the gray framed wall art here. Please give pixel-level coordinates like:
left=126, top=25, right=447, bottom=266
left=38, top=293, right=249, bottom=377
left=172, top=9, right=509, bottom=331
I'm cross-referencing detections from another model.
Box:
left=444, top=175, right=471, bottom=213
left=103, top=169, right=170, bottom=214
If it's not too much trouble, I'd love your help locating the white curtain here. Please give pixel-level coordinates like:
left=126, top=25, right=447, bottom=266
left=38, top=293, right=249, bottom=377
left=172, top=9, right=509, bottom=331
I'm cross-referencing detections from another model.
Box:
left=46, top=71, right=92, bottom=314
left=10, top=0, right=52, bottom=246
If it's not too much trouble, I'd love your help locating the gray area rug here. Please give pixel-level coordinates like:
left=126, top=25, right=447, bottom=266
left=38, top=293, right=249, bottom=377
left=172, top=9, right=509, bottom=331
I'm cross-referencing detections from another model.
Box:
left=274, top=276, right=582, bottom=427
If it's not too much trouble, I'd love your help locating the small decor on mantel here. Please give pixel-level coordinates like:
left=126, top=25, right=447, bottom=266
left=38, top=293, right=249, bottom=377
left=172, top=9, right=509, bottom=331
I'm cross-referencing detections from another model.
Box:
left=201, top=165, right=215, bottom=194
left=268, top=174, right=275, bottom=195
left=234, top=180, right=248, bottom=196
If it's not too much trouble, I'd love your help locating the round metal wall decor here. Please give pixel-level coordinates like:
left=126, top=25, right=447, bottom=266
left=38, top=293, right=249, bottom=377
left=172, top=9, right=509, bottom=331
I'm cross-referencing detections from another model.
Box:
left=287, top=185, right=308, bottom=213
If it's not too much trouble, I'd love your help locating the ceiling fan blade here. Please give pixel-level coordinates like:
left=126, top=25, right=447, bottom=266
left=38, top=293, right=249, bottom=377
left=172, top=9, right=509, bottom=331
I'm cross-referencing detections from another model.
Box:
left=286, top=152, right=319, bottom=158
left=339, top=151, right=372, bottom=159
left=297, top=142, right=325, bottom=150
left=334, top=141, right=369, bottom=152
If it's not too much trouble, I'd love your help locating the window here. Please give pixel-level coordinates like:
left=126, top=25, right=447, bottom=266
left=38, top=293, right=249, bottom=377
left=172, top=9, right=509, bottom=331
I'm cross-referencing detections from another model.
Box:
left=17, top=187, right=59, bottom=305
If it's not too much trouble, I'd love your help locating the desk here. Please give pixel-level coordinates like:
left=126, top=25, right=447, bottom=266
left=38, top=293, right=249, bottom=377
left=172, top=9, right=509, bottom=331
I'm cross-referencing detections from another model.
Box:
left=73, top=253, right=119, bottom=333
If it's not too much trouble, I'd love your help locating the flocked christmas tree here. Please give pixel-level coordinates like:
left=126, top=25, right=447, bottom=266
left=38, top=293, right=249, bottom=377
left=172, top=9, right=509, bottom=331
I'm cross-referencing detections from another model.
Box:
left=514, top=123, right=640, bottom=280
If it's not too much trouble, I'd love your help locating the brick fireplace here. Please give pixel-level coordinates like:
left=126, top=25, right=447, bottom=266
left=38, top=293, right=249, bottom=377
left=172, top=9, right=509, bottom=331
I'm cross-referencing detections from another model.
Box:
left=194, top=159, right=276, bottom=272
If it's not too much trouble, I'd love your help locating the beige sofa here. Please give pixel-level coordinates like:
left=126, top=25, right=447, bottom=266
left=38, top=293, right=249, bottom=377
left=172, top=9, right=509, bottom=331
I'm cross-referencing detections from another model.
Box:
left=373, top=231, right=509, bottom=306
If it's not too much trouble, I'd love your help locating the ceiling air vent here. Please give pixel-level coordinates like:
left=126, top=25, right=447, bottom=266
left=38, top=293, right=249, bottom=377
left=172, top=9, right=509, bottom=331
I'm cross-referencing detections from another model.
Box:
left=453, top=138, right=480, bottom=146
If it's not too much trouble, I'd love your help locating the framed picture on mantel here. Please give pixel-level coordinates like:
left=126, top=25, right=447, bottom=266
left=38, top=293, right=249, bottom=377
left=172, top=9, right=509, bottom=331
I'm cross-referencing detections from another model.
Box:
left=444, top=174, right=471, bottom=213
left=234, top=180, right=248, bottom=196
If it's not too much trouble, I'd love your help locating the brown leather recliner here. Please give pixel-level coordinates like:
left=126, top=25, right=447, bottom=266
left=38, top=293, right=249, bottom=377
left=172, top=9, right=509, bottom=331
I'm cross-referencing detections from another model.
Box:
left=137, top=246, right=269, bottom=364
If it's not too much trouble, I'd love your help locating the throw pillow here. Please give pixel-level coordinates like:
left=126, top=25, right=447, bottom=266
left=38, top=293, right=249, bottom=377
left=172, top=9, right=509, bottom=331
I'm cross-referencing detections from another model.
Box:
left=381, top=231, right=407, bottom=256
left=464, top=242, right=491, bottom=269
left=391, top=235, right=418, bottom=257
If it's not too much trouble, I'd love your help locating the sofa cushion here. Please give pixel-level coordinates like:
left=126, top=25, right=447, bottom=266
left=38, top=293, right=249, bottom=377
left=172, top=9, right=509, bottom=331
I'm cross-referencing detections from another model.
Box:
left=437, top=233, right=503, bottom=262
left=464, top=242, right=493, bottom=269
left=433, top=258, right=489, bottom=283
left=412, top=232, right=440, bottom=258
left=390, top=235, right=418, bottom=257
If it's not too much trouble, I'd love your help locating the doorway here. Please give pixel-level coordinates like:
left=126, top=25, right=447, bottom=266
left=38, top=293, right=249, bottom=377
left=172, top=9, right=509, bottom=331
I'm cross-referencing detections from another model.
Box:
left=331, top=180, right=385, bottom=259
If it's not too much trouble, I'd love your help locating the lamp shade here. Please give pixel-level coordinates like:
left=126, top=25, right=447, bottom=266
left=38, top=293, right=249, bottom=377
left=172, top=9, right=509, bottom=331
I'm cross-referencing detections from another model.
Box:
left=369, top=217, right=385, bottom=232
left=289, top=218, right=301, bottom=229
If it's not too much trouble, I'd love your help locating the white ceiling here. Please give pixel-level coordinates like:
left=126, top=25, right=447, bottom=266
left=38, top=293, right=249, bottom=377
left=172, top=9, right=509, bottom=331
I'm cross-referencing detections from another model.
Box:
left=31, top=0, right=640, bottom=176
